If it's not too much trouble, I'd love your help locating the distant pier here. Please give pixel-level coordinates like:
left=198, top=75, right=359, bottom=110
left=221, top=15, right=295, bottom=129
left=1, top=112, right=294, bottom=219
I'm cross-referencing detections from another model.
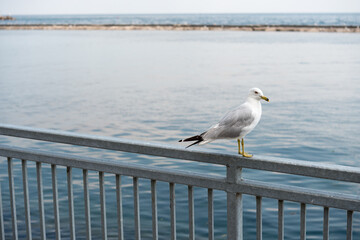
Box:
left=0, top=16, right=15, bottom=21
left=0, top=24, right=359, bottom=32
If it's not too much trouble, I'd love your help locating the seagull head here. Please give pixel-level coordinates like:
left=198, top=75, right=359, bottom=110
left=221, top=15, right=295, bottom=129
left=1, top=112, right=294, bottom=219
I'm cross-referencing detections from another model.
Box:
left=248, top=88, right=269, bottom=102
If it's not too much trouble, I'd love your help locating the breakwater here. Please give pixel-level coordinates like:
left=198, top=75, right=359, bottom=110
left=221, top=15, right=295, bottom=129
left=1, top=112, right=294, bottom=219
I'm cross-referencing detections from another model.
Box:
left=1, top=24, right=359, bottom=32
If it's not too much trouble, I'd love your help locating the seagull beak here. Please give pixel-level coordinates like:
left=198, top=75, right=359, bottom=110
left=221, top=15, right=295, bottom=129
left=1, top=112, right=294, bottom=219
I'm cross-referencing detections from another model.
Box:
left=261, top=95, right=269, bottom=102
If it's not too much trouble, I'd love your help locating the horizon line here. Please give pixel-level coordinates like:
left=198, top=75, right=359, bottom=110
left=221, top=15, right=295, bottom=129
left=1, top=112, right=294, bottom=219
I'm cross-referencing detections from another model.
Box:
left=2, top=12, right=360, bottom=16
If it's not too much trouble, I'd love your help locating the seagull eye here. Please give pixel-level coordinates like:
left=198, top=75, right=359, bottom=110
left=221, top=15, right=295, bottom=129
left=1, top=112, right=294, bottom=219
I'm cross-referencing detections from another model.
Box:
left=254, top=91, right=258, bottom=94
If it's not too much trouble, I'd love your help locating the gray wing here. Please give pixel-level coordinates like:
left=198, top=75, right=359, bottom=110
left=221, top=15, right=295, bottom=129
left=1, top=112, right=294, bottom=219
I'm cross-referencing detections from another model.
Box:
left=203, top=103, right=254, bottom=140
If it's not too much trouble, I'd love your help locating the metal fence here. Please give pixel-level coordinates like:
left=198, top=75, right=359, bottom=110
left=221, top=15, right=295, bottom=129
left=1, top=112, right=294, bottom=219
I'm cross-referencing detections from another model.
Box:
left=0, top=124, right=359, bottom=240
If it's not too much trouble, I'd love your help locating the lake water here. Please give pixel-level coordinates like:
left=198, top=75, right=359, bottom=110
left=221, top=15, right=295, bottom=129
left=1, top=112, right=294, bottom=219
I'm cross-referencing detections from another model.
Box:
left=0, top=30, right=359, bottom=239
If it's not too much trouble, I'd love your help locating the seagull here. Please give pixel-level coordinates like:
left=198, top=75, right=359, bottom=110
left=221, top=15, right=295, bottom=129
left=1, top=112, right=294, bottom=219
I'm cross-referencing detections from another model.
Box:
left=179, top=87, right=269, bottom=157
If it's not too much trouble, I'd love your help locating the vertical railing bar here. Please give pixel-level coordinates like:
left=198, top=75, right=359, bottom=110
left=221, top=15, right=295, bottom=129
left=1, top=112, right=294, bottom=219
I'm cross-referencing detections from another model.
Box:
left=151, top=180, right=158, bottom=240
left=99, top=171, right=107, bottom=240
left=133, top=177, right=141, bottom=240
left=256, top=196, right=262, bottom=240
left=170, top=182, right=176, bottom=240
left=226, top=165, right=243, bottom=240
left=0, top=182, right=5, bottom=240
left=8, top=157, right=18, bottom=240
left=278, top=200, right=284, bottom=240
left=36, top=162, right=46, bottom=240
left=208, top=189, right=214, bottom=240
left=67, top=167, right=76, bottom=240
left=22, top=160, right=32, bottom=240
left=346, top=210, right=353, bottom=240
left=83, top=169, right=91, bottom=240
left=51, top=164, right=61, bottom=240
left=300, top=203, right=306, bottom=240
left=116, top=174, right=124, bottom=240
left=188, top=185, right=195, bottom=240
left=323, top=207, right=329, bottom=240
left=227, top=192, right=242, bottom=240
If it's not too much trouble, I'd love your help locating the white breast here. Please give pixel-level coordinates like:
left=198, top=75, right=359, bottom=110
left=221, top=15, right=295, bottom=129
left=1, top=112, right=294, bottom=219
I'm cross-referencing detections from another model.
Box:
left=239, top=100, right=262, bottom=138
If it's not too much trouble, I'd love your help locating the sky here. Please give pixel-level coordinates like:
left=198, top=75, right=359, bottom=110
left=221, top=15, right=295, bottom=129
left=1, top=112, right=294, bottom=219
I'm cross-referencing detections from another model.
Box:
left=1, top=0, right=360, bottom=15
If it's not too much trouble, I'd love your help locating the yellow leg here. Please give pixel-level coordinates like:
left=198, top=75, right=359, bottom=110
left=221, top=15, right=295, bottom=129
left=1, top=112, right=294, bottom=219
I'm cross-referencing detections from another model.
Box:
left=241, top=138, right=253, bottom=158
left=237, top=139, right=241, bottom=154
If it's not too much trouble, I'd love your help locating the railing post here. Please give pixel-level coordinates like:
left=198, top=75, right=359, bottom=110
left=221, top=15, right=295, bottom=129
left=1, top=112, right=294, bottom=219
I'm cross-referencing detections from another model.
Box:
left=83, top=169, right=92, bottom=240
left=22, top=160, right=32, bottom=240
left=226, top=163, right=243, bottom=240
left=51, top=164, right=61, bottom=240
left=208, top=189, right=214, bottom=240
left=278, top=200, right=284, bottom=240
left=0, top=183, right=4, bottom=240
left=67, top=167, right=76, bottom=240
left=8, top=157, right=18, bottom=240
left=36, top=162, right=46, bottom=240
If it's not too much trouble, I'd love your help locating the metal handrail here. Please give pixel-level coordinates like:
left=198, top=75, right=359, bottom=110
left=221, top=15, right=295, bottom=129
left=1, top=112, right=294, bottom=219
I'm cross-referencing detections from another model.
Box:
left=0, top=124, right=359, bottom=183
left=0, top=124, right=359, bottom=240
left=0, top=144, right=358, bottom=212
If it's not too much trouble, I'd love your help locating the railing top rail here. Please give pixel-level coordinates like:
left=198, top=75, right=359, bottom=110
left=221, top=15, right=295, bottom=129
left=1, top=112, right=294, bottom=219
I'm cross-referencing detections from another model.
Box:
left=0, top=144, right=359, bottom=211
left=0, top=123, right=359, bottom=183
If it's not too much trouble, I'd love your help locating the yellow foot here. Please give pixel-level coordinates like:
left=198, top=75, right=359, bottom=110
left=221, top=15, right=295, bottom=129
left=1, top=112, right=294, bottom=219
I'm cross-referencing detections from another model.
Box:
left=241, top=152, right=253, bottom=158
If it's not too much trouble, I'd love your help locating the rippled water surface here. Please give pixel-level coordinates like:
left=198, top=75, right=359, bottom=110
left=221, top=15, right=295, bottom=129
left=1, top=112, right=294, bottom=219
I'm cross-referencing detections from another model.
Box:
left=0, top=30, right=360, bottom=239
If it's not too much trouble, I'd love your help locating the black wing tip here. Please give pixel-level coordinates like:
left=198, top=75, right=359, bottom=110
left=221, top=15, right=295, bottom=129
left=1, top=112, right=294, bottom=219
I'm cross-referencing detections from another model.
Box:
left=185, top=140, right=203, bottom=148
left=179, top=134, right=204, bottom=148
left=181, top=135, right=203, bottom=142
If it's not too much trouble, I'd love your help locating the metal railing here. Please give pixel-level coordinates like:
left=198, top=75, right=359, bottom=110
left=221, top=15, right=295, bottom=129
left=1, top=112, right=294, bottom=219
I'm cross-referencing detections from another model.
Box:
left=0, top=124, right=359, bottom=240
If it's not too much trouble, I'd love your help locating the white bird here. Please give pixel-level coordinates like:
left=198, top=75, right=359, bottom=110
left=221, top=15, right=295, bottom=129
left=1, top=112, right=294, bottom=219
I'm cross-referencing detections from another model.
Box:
left=179, top=87, right=269, bottom=157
